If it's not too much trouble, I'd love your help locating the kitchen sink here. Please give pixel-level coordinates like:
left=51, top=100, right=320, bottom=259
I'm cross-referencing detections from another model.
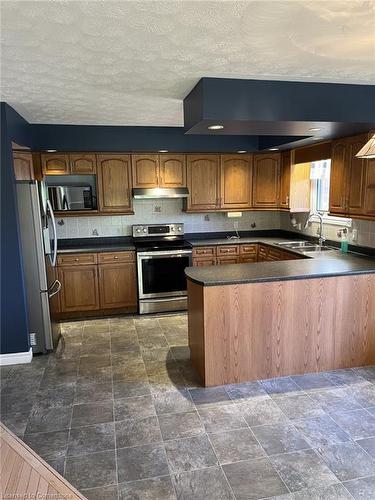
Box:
left=277, top=241, right=315, bottom=249
left=301, top=245, right=336, bottom=253
left=278, top=241, right=337, bottom=253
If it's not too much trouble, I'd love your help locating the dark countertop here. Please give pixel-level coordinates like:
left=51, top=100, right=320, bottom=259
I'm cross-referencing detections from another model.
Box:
left=185, top=236, right=375, bottom=286
left=57, top=237, right=135, bottom=253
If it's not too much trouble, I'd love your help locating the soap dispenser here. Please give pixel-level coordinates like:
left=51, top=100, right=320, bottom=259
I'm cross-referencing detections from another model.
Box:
left=340, top=228, right=349, bottom=253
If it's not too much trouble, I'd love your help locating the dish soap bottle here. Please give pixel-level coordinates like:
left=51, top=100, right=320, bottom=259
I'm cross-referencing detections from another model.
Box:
left=340, top=228, right=349, bottom=253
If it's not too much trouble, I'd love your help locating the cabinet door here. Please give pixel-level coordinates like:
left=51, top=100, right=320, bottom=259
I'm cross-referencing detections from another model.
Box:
left=364, top=159, right=375, bottom=217
left=220, top=154, right=252, bottom=209
left=70, top=154, right=97, bottom=174
left=216, top=256, right=240, bottom=265
left=132, top=155, right=159, bottom=188
left=346, top=136, right=367, bottom=216
left=13, top=151, right=34, bottom=181
left=187, top=155, right=220, bottom=211
left=279, top=151, right=291, bottom=209
left=252, top=154, right=280, bottom=208
left=239, top=256, right=257, bottom=263
left=329, top=140, right=348, bottom=214
left=41, top=153, right=70, bottom=175
left=58, top=265, right=99, bottom=312
left=97, top=154, right=133, bottom=213
left=99, top=263, right=137, bottom=309
left=192, top=258, right=216, bottom=267
left=159, top=155, right=186, bottom=188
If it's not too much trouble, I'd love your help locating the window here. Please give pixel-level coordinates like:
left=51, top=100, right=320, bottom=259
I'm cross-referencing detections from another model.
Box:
left=310, top=159, right=331, bottom=213
left=309, top=158, right=352, bottom=227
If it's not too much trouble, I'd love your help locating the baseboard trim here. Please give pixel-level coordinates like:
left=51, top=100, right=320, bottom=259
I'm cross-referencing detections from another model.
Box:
left=0, top=348, right=33, bottom=366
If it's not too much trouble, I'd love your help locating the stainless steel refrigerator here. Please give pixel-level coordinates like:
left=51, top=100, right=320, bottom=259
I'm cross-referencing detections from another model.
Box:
left=16, top=180, right=61, bottom=353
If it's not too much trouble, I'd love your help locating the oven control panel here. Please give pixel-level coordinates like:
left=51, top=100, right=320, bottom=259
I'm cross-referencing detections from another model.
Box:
left=132, top=223, right=184, bottom=238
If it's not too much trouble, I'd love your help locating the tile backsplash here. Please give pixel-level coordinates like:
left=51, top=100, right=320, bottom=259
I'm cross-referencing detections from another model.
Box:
left=280, top=212, right=375, bottom=248
left=55, top=199, right=375, bottom=249
left=55, top=199, right=281, bottom=239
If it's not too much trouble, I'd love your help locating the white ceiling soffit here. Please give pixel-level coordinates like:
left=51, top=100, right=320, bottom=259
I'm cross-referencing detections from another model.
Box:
left=1, top=0, right=374, bottom=126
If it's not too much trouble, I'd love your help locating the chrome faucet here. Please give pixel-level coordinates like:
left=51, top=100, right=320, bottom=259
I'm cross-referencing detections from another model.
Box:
left=305, top=212, right=325, bottom=247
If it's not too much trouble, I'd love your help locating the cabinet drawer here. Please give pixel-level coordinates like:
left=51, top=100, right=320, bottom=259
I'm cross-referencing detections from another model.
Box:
left=258, top=245, right=268, bottom=258
left=193, top=246, right=216, bottom=257
left=216, top=245, right=239, bottom=256
left=268, top=247, right=284, bottom=260
left=57, top=253, right=97, bottom=266
left=98, top=251, right=135, bottom=264
left=240, top=244, right=257, bottom=255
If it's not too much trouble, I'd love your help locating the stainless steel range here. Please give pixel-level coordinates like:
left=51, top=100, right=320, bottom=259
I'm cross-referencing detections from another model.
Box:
left=133, top=224, right=192, bottom=314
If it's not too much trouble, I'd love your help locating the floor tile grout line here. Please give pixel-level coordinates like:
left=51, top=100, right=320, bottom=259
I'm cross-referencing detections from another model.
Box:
left=108, top=322, right=120, bottom=499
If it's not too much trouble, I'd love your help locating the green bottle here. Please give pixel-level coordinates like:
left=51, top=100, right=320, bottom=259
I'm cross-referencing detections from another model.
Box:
left=340, top=229, right=349, bottom=253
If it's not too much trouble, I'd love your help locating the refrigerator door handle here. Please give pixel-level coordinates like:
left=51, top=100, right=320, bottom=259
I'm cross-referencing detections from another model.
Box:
left=47, top=199, right=58, bottom=267
left=48, top=279, right=61, bottom=298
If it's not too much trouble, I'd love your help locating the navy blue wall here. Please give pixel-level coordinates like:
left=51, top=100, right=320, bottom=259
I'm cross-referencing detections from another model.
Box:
left=32, top=124, right=258, bottom=152
left=1, top=103, right=31, bottom=354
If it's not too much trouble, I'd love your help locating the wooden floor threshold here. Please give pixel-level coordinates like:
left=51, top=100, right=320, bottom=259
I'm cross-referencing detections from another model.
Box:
left=0, top=422, right=86, bottom=499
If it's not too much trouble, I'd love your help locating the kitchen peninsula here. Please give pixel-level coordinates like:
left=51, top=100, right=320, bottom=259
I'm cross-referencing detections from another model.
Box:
left=185, top=243, right=375, bottom=387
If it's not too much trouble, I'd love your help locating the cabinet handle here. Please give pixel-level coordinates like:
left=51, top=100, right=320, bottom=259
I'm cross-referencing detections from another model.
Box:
left=74, top=258, right=79, bottom=262
left=114, top=256, right=118, bottom=259
left=286, top=195, right=289, bottom=205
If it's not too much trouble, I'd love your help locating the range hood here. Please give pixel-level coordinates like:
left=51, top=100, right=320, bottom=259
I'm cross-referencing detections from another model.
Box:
left=132, top=187, right=189, bottom=199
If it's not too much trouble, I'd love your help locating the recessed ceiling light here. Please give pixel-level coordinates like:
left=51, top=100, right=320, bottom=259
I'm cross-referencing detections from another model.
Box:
left=269, top=148, right=279, bottom=151
left=208, top=124, right=224, bottom=130
left=158, top=150, right=168, bottom=153
left=46, top=149, right=57, bottom=153
left=308, top=127, right=321, bottom=132
left=237, top=150, right=247, bottom=154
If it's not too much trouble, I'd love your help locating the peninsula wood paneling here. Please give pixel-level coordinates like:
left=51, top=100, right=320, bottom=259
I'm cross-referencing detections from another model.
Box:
left=188, top=274, right=375, bottom=386
left=187, top=281, right=205, bottom=379
left=0, top=423, right=84, bottom=500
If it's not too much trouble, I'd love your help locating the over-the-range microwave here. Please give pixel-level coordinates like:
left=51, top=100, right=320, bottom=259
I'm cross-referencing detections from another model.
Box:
left=48, top=185, right=96, bottom=211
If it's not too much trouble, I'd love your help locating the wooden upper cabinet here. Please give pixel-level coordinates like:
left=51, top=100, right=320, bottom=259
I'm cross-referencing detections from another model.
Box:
left=132, top=155, right=159, bottom=188
left=69, top=153, right=97, bottom=174
left=97, top=154, right=133, bottom=213
left=220, top=154, right=252, bottom=210
left=159, top=154, right=186, bottom=188
left=329, top=140, right=348, bottom=214
left=252, top=154, right=280, bottom=208
left=364, top=159, right=375, bottom=217
left=279, top=151, right=291, bottom=209
left=186, top=155, right=220, bottom=211
left=13, top=151, right=35, bottom=181
left=41, top=153, right=70, bottom=175
left=346, top=135, right=367, bottom=216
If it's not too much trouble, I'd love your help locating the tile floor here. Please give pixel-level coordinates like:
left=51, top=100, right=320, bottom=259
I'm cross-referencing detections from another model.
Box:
left=2, top=314, right=375, bottom=499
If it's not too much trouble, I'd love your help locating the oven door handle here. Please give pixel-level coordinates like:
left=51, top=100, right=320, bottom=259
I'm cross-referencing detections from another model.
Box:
left=137, top=250, right=192, bottom=258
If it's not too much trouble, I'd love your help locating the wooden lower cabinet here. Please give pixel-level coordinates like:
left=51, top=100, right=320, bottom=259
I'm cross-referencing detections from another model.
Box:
left=192, top=243, right=305, bottom=267
left=216, top=256, right=240, bottom=265
left=193, top=257, right=216, bottom=266
left=57, top=251, right=137, bottom=315
left=99, top=263, right=137, bottom=309
left=58, top=265, right=99, bottom=312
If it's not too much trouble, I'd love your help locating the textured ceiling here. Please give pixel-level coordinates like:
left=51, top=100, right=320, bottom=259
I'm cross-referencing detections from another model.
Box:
left=1, top=0, right=374, bottom=126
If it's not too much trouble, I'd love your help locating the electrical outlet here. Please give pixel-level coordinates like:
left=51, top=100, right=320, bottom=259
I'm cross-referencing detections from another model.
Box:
left=204, top=214, right=210, bottom=221
left=92, top=229, right=99, bottom=236
left=352, top=229, right=358, bottom=242
left=233, top=221, right=239, bottom=230
left=153, top=205, right=162, bottom=213
left=29, top=333, right=37, bottom=346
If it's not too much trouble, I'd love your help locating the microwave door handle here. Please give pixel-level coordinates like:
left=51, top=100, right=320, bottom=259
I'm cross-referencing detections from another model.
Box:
left=47, top=199, right=58, bottom=267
